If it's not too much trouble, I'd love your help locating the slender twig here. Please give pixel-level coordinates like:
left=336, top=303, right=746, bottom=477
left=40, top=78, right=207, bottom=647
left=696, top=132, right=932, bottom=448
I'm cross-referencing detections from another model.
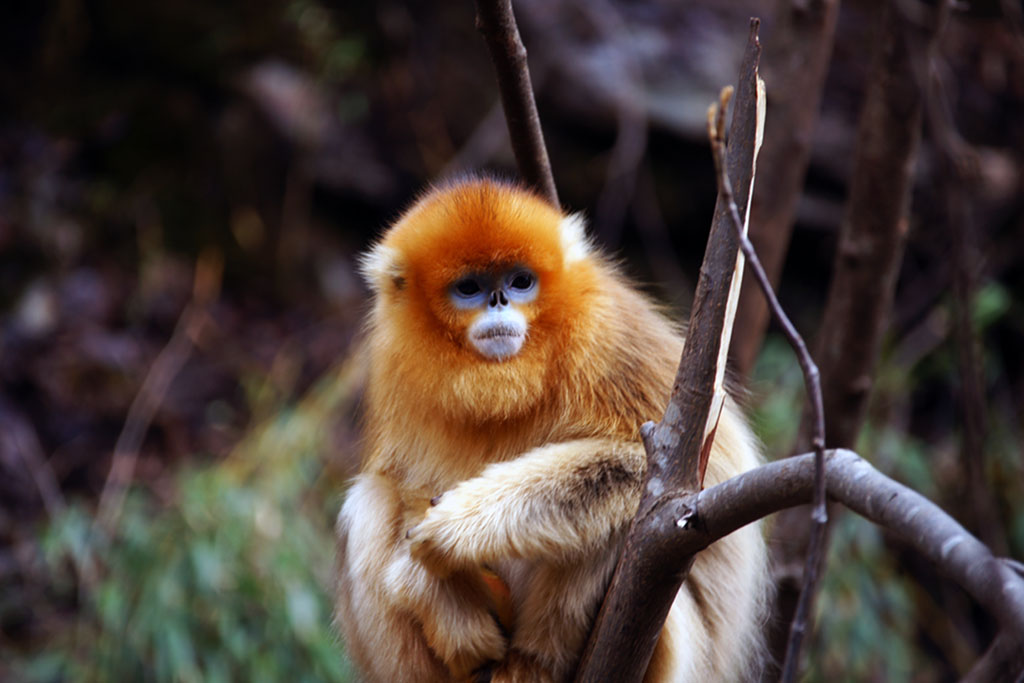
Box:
left=473, top=0, right=559, bottom=206
left=95, top=250, right=222, bottom=536
left=3, top=410, right=66, bottom=519
left=796, top=0, right=922, bottom=452
left=767, top=0, right=929, bottom=671
left=95, top=307, right=197, bottom=531
left=730, top=0, right=840, bottom=378
left=708, top=86, right=828, bottom=683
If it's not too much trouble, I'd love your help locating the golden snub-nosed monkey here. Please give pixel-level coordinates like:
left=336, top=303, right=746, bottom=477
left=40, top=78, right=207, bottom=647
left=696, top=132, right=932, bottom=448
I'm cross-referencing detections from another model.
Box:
left=334, top=177, right=769, bottom=682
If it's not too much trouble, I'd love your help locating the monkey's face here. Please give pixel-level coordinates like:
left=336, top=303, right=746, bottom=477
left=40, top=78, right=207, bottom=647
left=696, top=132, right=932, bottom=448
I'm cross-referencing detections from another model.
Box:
left=364, top=180, right=573, bottom=362
left=361, top=179, right=597, bottom=421
left=448, top=266, right=539, bottom=360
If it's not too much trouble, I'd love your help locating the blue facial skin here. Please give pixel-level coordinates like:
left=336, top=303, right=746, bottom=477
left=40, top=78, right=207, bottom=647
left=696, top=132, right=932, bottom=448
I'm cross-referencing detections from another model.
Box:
left=451, top=268, right=538, bottom=360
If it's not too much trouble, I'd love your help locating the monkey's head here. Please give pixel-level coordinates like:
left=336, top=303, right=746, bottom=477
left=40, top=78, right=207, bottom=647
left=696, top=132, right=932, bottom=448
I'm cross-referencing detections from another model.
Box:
left=360, top=178, right=599, bottom=422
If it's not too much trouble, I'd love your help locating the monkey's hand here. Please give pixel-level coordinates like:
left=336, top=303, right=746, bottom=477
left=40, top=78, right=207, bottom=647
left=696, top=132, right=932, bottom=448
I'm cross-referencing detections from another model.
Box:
left=407, top=490, right=479, bottom=577
left=341, top=473, right=506, bottom=679
left=408, top=438, right=645, bottom=573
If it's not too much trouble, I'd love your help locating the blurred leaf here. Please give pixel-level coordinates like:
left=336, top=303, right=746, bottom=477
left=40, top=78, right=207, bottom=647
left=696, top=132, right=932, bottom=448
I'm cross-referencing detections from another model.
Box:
left=971, top=282, right=1010, bottom=331
left=749, top=335, right=805, bottom=457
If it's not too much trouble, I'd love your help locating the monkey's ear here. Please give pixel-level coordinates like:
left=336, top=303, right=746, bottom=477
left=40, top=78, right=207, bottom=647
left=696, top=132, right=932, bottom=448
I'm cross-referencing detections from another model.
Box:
left=359, top=243, right=406, bottom=293
left=558, top=212, right=593, bottom=267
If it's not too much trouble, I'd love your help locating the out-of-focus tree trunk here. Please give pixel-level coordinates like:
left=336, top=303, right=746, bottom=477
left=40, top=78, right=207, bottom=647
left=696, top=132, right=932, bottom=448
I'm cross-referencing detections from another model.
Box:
left=766, top=0, right=926, bottom=674
left=730, top=0, right=840, bottom=379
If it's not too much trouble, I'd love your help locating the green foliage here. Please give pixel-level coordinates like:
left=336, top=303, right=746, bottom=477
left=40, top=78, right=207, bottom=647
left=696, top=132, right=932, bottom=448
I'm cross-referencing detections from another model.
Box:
left=971, top=282, right=1011, bottom=332
left=10, top=373, right=358, bottom=683
left=805, top=514, right=926, bottom=682
left=751, top=310, right=1024, bottom=680
left=749, top=334, right=986, bottom=681
left=748, top=335, right=806, bottom=457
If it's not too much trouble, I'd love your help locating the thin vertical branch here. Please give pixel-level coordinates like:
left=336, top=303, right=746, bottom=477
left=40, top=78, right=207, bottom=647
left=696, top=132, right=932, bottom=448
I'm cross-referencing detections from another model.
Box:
left=473, top=0, right=559, bottom=206
left=3, top=410, right=66, bottom=520
left=919, top=0, right=1007, bottom=556
left=708, top=87, right=828, bottom=683
left=802, top=0, right=923, bottom=452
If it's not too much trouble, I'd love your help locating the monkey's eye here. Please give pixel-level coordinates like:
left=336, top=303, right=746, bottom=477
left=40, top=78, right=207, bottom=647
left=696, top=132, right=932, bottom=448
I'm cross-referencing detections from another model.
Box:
left=509, top=272, right=535, bottom=291
left=451, top=277, right=487, bottom=306
left=454, top=278, right=481, bottom=296
left=450, top=276, right=488, bottom=309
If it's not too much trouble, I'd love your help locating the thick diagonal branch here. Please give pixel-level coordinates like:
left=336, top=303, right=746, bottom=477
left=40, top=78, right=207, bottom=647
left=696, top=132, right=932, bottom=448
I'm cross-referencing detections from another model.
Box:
left=679, top=450, right=1024, bottom=646
left=574, top=20, right=764, bottom=683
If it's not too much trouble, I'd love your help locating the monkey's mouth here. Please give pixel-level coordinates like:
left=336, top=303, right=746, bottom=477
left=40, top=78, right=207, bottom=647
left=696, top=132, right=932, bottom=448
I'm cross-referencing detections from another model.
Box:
left=469, top=320, right=526, bottom=360
left=475, top=325, right=522, bottom=340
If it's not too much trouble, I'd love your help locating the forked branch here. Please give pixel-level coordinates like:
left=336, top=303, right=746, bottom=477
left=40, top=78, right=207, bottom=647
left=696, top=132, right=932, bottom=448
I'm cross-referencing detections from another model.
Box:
left=575, top=20, right=765, bottom=682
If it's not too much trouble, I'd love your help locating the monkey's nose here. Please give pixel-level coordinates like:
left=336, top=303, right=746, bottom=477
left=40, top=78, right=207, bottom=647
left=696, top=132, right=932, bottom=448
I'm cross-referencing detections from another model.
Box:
left=489, top=290, right=509, bottom=307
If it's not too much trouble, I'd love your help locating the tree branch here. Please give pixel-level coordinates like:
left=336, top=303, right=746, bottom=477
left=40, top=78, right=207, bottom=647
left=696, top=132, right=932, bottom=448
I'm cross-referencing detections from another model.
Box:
left=801, top=0, right=924, bottom=452
left=646, top=19, right=763, bottom=495
left=673, top=450, right=1024, bottom=646
left=95, top=249, right=222, bottom=536
left=473, top=0, right=559, bottom=206
left=574, top=20, right=764, bottom=682
left=707, top=78, right=830, bottom=682
left=918, top=0, right=1007, bottom=556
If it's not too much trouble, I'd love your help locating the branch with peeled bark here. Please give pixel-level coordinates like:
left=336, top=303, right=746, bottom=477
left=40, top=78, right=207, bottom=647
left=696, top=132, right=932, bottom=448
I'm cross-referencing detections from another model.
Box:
left=469, top=6, right=1024, bottom=678
left=574, top=20, right=765, bottom=683
left=707, top=80, right=830, bottom=682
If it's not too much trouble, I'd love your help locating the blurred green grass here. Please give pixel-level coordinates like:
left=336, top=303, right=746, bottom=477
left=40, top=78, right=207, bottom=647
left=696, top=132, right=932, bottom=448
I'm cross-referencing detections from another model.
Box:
left=6, top=360, right=362, bottom=683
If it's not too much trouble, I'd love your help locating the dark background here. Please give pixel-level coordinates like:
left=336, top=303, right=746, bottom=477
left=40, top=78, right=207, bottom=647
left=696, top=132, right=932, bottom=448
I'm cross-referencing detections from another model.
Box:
left=1, top=0, right=1022, bottom=680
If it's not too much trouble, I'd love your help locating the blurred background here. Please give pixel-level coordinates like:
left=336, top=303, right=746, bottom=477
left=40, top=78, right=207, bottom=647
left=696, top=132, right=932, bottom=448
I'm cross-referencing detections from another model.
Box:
left=0, top=0, right=1022, bottom=680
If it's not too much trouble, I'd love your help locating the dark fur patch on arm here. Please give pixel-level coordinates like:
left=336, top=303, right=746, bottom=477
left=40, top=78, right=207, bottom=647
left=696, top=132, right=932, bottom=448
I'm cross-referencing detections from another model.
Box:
left=562, top=455, right=643, bottom=511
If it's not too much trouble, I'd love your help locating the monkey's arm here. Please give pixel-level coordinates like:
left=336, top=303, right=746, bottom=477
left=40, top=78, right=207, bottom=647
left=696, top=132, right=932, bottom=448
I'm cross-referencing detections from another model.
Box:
left=408, top=438, right=645, bottom=573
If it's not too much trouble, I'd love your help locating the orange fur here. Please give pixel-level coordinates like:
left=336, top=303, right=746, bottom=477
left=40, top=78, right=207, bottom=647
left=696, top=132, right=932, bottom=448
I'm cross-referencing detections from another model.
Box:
left=335, top=177, right=769, bottom=682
